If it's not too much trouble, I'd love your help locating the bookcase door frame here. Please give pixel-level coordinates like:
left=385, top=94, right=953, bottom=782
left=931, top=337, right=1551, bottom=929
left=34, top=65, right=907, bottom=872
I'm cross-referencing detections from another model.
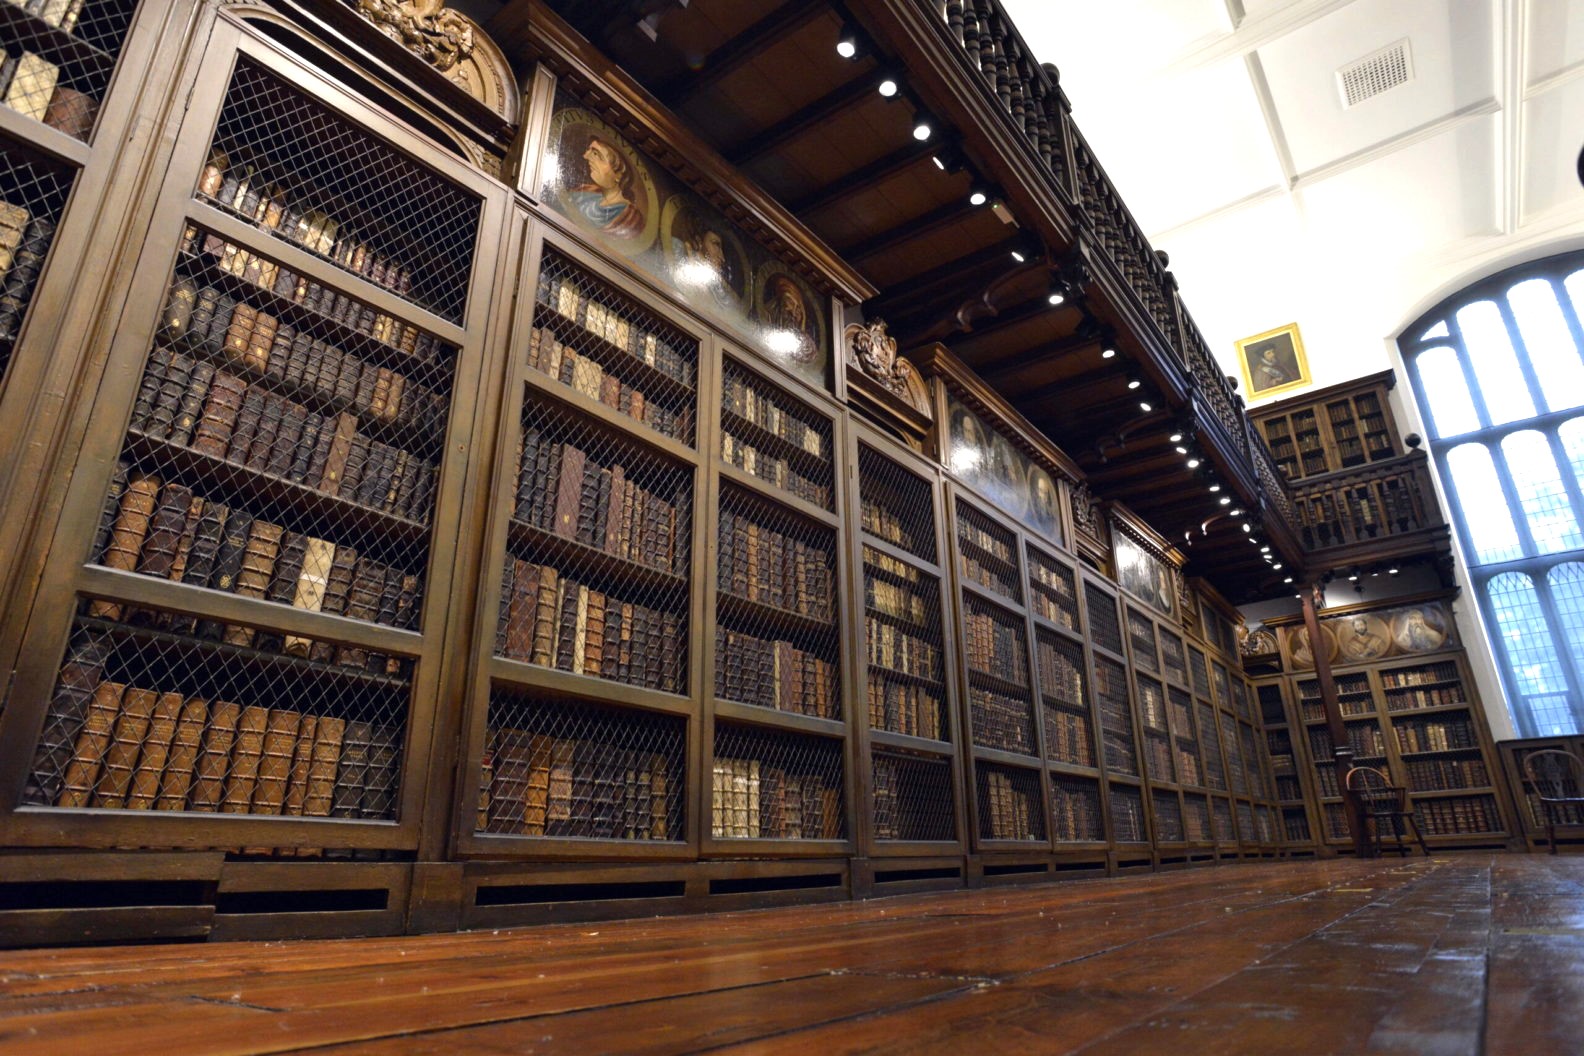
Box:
left=451, top=217, right=711, bottom=861
left=0, top=16, right=511, bottom=851
left=1076, top=571, right=1146, bottom=853
left=846, top=418, right=968, bottom=858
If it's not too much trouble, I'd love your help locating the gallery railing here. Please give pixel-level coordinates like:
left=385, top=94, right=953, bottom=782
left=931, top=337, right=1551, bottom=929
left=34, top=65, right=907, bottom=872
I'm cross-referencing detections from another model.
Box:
left=1289, top=452, right=1444, bottom=553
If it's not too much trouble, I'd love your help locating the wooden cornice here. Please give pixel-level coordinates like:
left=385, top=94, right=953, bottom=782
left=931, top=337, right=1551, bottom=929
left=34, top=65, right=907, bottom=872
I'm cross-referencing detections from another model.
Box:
left=490, top=0, right=878, bottom=303
left=913, top=343, right=1086, bottom=485
left=655, top=1, right=828, bottom=108
left=789, top=138, right=938, bottom=216
left=1108, top=500, right=1188, bottom=571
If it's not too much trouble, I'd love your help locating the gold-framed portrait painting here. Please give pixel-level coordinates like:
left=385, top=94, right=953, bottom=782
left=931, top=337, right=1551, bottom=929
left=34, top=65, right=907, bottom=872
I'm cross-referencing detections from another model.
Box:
left=1235, top=322, right=1310, bottom=399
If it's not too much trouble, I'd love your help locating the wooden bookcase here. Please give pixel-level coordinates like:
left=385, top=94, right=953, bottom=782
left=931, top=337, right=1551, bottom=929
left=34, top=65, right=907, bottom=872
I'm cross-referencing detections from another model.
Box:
left=1254, top=677, right=1319, bottom=850
left=1249, top=370, right=1402, bottom=483
left=1496, top=736, right=1584, bottom=853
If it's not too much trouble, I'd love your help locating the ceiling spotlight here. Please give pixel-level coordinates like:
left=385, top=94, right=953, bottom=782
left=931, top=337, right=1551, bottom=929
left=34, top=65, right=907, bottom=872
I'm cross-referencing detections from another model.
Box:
left=1389, top=567, right=1400, bottom=575
left=1187, top=457, right=1201, bottom=469
left=1260, top=545, right=1270, bottom=553
left=1241, top=522, right=1251, bottom=532
left=968, top=186, right=990, bottom=206
left=1169, top=432, right=1183, bottom=443
left=1174, top=445, right=1188, bottom=455
left=1139, top=400, right=1153, bottom=413
left=878, top=78, right=899, bottom=98
left=1219, top=496, right=1232, bottom=505
left=1348, top=573, right=1359, bottom=581
left=1230, top=508, right=1243, bottom=517
left=912, top=117, right=934, bottom=141
left=1208, top=483, right=1221, bottom=493
left=1127, top=376, right=1142, bottom=390
left=1274, top=563, right=1284, bottom=571
left=836, top=30, right=860, bottom=59
left=1101, top=346, right=1117, bottom=359
left=1284, top=576, right=1294, bottom=584
left=1048, top=289, right=1066, bottom=306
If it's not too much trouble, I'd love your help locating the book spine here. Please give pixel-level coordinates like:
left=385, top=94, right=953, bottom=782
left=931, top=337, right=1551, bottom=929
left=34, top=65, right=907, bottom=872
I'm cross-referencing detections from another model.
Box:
left=55, top=679, right=125, bottom=808
left=220, top=705, right=270, bottom=814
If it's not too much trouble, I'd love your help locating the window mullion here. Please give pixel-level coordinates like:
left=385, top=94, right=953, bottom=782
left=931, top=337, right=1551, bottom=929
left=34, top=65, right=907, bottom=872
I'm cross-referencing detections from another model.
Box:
left=1494, top=294, right=1552, bottom=416
left=1445, top=311, right=1494, bottom=433
left=1531, top=571, right=1584, bottom=732
left=1488, top=437, right=1542, bottom=559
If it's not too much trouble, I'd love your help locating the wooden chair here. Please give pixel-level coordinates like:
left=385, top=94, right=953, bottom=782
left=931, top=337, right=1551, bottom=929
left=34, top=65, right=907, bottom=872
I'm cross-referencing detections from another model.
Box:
left=1521, top=749, right=1584, bottom=855
left=1345, top=766, right=1429, bottom=857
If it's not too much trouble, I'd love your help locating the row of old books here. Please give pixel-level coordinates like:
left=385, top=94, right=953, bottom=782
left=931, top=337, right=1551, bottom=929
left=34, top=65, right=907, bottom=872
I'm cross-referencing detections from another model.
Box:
left=1034, top=636, right=1084, bottom=708
left=1051, top=779, right=1102, bottom=841
left=720, top=430, right=830, bottom=509
left=536, top=269, right=691, bottom=386
left=515, top=425, right=683, bottom=575
left=1135, top=680, right=1166, bottom=731
left=960, top=550, right=1018, bottom=602
left=200, top=150, right=428, bottom=313
left=969, top=687, right=1034, bottom=756
left=864, top=618, right=939, bottom=682
left=957, top=515, right=1014, bottom=566
left=710, top=757, right=841, bottom=840
left=714, top=628, right=836, bottom=719
left=1, top=42, right=98, bottom=139
left=48, top=676, right=399, bottom=819
left=0, top=197, right=50, bottom=343
left=527, top=325, right=690, bottom=441
left=497, top=558, right=684, bottom=693
left=860, top=495, right=921, bottom=554
left=1312, top=762, right=1341, bottom=799
left=186, top=229, right=441, bottom=366
left=1152, top=794, right=1185, bottom=842
left=480, top=728, right=672, bottom=840
left=1381, top=662, right=1460, bottom=688
left=865, top=576, right=927, bottom=626
left=1383, top=684, right=1465, bottom=711
left=720, top=367, right=825, bottom=458
left=1307, top=722, right=1386, bottom=758
left=1143, top=734, right=1175, bottom=786
left=869, top=753, right=932, bottom=842
left=1183, top=799, right=1212, bottom=844
left=1417, top=794, right=1501, bottom=835
left=981, top=768, right=1039, bottom=841
left=1282, top=811, right=1310, bottom=842
left=96, top=467, right=421, bottom=641
left=1275, top=774, right=1302, bottom=802
left=716, top=508, right=833, bottom=619
left=131, top=348, right=436, bottom=523
left=1395, top=718, right=1476, bottom=754
left=1029, top=583, right=1077, bottom=632
left=1405, top=755, right=1489, bottom=792
left=163, top=276, right=447, bottom=435
left=866, top=679, right=943, bottom=741
left=963, top=609, right=1025, bottom=685
left=1043, top=703, right=1094, bottom=767
left=1109, top=789, right=1145, bottom=843
left=1174, top=742, right=1202, bottom=786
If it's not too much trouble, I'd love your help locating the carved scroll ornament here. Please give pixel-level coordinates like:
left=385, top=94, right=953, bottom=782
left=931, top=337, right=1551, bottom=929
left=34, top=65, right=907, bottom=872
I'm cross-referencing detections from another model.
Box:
left=844, top=320, right=930, bottom=416
left=356, top=0, right=475, bottom=71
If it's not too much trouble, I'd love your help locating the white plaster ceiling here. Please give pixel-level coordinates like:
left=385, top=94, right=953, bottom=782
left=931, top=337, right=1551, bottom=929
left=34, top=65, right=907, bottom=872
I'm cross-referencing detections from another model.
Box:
left=1001, top=0, right=1584, bottom=400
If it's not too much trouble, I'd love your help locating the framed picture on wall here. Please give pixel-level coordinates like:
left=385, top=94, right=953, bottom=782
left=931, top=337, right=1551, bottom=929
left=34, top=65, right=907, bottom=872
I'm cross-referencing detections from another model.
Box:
left=1235, top=322, right=1310, bottom=399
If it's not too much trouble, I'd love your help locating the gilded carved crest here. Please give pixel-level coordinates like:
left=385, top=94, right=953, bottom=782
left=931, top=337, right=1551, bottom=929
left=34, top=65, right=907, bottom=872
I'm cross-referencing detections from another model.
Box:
left=355, top=0, right=475, bottom=71
left=844, top=320, right=929, bottom=416
left=1070, top=481, right=1100, bottom=536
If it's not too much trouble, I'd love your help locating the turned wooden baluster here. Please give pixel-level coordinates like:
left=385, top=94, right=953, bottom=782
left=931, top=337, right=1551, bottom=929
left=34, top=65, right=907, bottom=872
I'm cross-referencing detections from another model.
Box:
left=961, top=0, right=982, bottom=75
left=946, top=0, right=965, bottom=46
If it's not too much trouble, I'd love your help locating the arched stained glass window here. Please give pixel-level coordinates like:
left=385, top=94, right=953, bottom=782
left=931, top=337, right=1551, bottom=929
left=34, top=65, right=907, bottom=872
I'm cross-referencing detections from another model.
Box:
left=1402, top=252, right=1584, bottom=735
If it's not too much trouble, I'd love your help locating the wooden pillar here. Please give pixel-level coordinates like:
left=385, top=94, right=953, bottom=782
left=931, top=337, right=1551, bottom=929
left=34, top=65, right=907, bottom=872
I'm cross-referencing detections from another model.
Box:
left=1299, top=583, right=1372, bottom=857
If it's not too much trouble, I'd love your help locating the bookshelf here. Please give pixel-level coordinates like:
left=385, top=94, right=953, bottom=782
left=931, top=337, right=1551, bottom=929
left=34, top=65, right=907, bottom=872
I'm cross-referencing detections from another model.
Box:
left=1255, top=679, right=1315, bottom=848
left=1249, top=371, right=1401, bottom=483
left=1, top=28, right=506, bottom=862
left=1496, top=737, right=1584, bottom=852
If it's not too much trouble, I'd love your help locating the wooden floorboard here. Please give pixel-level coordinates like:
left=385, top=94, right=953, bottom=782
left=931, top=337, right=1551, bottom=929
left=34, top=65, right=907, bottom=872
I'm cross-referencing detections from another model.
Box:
left=0, top=855, right=1579, bottom=1054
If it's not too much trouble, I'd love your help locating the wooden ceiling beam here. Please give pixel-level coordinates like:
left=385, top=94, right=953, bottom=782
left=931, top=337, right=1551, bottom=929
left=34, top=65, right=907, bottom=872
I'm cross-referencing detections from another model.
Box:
left=656, top=2, right=831, bottom=109
left=969, top=331, right=1096, bottom=384
left=843, top=197, right=977, bottom=261
left=866, top=236, right=1030, bottom=318
left=789, top=138, right=939, bottom=215
left=728, top=75, right=881, bottom=168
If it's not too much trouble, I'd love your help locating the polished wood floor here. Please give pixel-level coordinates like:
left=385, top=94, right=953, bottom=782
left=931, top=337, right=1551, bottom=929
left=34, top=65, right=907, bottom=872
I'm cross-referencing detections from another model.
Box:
left=1, top=854, right=1579, bottom=1054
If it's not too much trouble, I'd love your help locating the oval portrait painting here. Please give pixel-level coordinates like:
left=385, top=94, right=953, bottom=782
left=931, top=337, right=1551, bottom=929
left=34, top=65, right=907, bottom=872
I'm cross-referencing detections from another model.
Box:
left=661, top=198, right=749, bottom=316
left=1026, top=464, right=1061, bottom=542
left=1336, top=613, right=1391, bottom=662
left=1287, top=624, right=1336, bottom=669
left=753, top=261, right=826, bottom=385
left=545, top=109, right=660, bottom=256
left=1392, top=606, right=1449, bottom=654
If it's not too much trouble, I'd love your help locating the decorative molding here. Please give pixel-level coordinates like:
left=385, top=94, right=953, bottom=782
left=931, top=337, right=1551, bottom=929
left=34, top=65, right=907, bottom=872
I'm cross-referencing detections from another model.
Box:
left=348, top=0, right=520, bottom=126
left=1070, top=480, right=1101, bottom=537
left=844, top=321, right=931, bottom=418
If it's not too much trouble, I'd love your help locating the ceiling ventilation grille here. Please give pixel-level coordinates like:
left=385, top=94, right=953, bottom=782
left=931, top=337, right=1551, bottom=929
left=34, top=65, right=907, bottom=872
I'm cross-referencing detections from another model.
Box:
left=1336, top=39, right=1413, bottom=109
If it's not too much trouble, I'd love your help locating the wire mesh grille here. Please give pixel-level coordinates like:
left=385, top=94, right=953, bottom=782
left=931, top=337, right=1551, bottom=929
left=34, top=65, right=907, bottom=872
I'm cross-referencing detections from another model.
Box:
left=0, top=143, right=73, bottom=385
left=1159, top=630, right=1186, bottom=685
left=964, top=595, right=1034, bottom=755
left=0, top=0, right=136, bottom=141
left=1394, top=714, right=1478, bottom=753
left=1213, top=797, right=1235, bottom=842
left=977, top=763, right=1045, bottom=842
left=1036, top=630, right=1093, bottom=768
left=26, top=597, right=411, bottom=824
left=1282, top=806, right=1311, bottom=842
left=956, top=500, right=1020, bottom=604
left=1127, top=608, right=1157, bottom=672
left=480, top=689, right=685, bottom=840
left=1198, top=701, right=1226, bottom=790
left=1210, top=661, right=1233, bottom=712
left=858, top=445, right=936, bottom=562
left=498, top=401, right=691, bottom=695
left=1240, top=724, right=1268, bottom=799
left=1189, top=647, right=1211, bottom=698
left=712, top=723, right=845, bottom=840
left=714, top=484, right=838, bottom=719
left=1153, top=791, right=1183, bottom=842
left=1051, top=773, right=1103, bottom=842
left=1222, top=712, right=1248, bottom=795
left=1236, top=801, right=1256, bottom=842
left=720, top=357, right=832, bottom=508
left=203, top=60, right=479, bottom=322
left=1084, top=583, right=1121, bottom=655
left=1168, top=686, right=1201, bottom=786
left=864, top=546, right=946, bottom=741
left=1257, top=804, right=1275, bottom=843
left=1094, top=654, right=1136, bottom=776
left=872, top=749, right=956, bottom=842
left=1185, top=794, right=1210, bottom=842
left=1109, top=784, right=1146, bottom=843
left=1322, top=801, right=1348, bottom=841
left=531, top=248, right=697, bottom=445
left=1404, top=754, right=1489, bottom=793
left=1027, top=547, right=1079, bottom=632
left=1257, top=682, right=1287, bottom=726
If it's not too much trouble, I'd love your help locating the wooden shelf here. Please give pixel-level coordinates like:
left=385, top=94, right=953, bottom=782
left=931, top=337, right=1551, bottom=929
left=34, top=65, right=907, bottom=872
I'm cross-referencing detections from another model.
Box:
left=721, top=405, right=828, bottom=474
left=717, top=589, right=833, bottom=639
left=532, top=300, right=694, bottom=405
left=0, top=3, right=116, bottom=75
left=506, top=517, right=686, bottom=596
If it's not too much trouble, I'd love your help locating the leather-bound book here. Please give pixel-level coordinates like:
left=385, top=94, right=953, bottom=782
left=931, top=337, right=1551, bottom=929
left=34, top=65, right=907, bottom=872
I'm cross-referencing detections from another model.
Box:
left=368, top=368, right=394, bottom=421
left=244, top=310, right=277, bottom=374
left=304, top=419, right=335, bottom=486
left=89, top=460, right=131, bottom=566
left=188, top=287, right=221, bottom=346
left=304, top=715, right=344, bottom=816
left=339, top=435, right=372, bottom=499
left=392, top=451, right=420, bottom=517
left=126, top=690, right=184, bottom=809
left=283, top=536, right=335, bottom=656
left=601, top=600, right=621, bottom=680
left=308, top=545, right=358, bottom=662
left=56, top=679, right=126, bottom=808
left=223, top=520, right=282, bottom=645
left=553, top=578, right=578, bottom=671
left=94, top=686, right=159, bottom=809
left=264, top=530, right=308, bottom=607
left=552, top=443, right=585, bottom=539
left=331, top=558, right=384, bottom=667
left=156, top=695, right=208, bottom=811
left=136, top=482, right=193, bottom=581
left=220, top=705, right=270, bottom=813
left=530, top=564, right=558, bottom=667
left=204, top=507, right=251, bottom=598
left=265, top=401, right=307, bottom=477
left=331, top=719, right=373, bottom=817
left=375, top=565, right=403, bottom=627
left=588, top=468, right=611, bottom=550
left=286, top=418, right=321, bottom=484
left=584, top=589, right=606, bottom=677
left=168, top=362, right=215, bottom=447
left=190, top=372, right=247, bottom=458
left=249, top=708, right=302, bottom=815
left=222, top=303, right=259, bottom=368
left=0, top=214, right=53, bottom=340
left=129, top=347, right=171, bottom=434
left=282, top=714, right=317, bottom=816
left=161, top=277, right=200, bottom=338
left=361, top=724, right=401, bottom=818
left=502, top=559, right=538, bottom=660
left=244, top=393, right=285, bottom=472
left=352, top=442, right=392, bottom=508
left=310, top=339, right=339, bottom=393
left=381, top=371, right=406, bottom=425
left=317, top=412, right=358, bottom=496
left=98, top=471, right=161, bottom=584
left=353, top=366, right=380, bottom=416
left=282, top=331, right=314, bottom=387
left=406, top=463, right=435, bottom=522
left=224, top=388, right=267, bottom=465
left=513, top=425, right=541, bottom=522
left=485, top=730, right=524, bottom=833
left=145, top=352, right=195, bottom=440
left=333, top=350, right=362, bottom=405
left=188, top=699, right=240, bottom=811
left=166, top=493, right=207, bottom=587
left=264, top=323, right=295, bottom=381
left=26, top=632, right=114, bottom=806
left=603, top=466, right=625, bottom=555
